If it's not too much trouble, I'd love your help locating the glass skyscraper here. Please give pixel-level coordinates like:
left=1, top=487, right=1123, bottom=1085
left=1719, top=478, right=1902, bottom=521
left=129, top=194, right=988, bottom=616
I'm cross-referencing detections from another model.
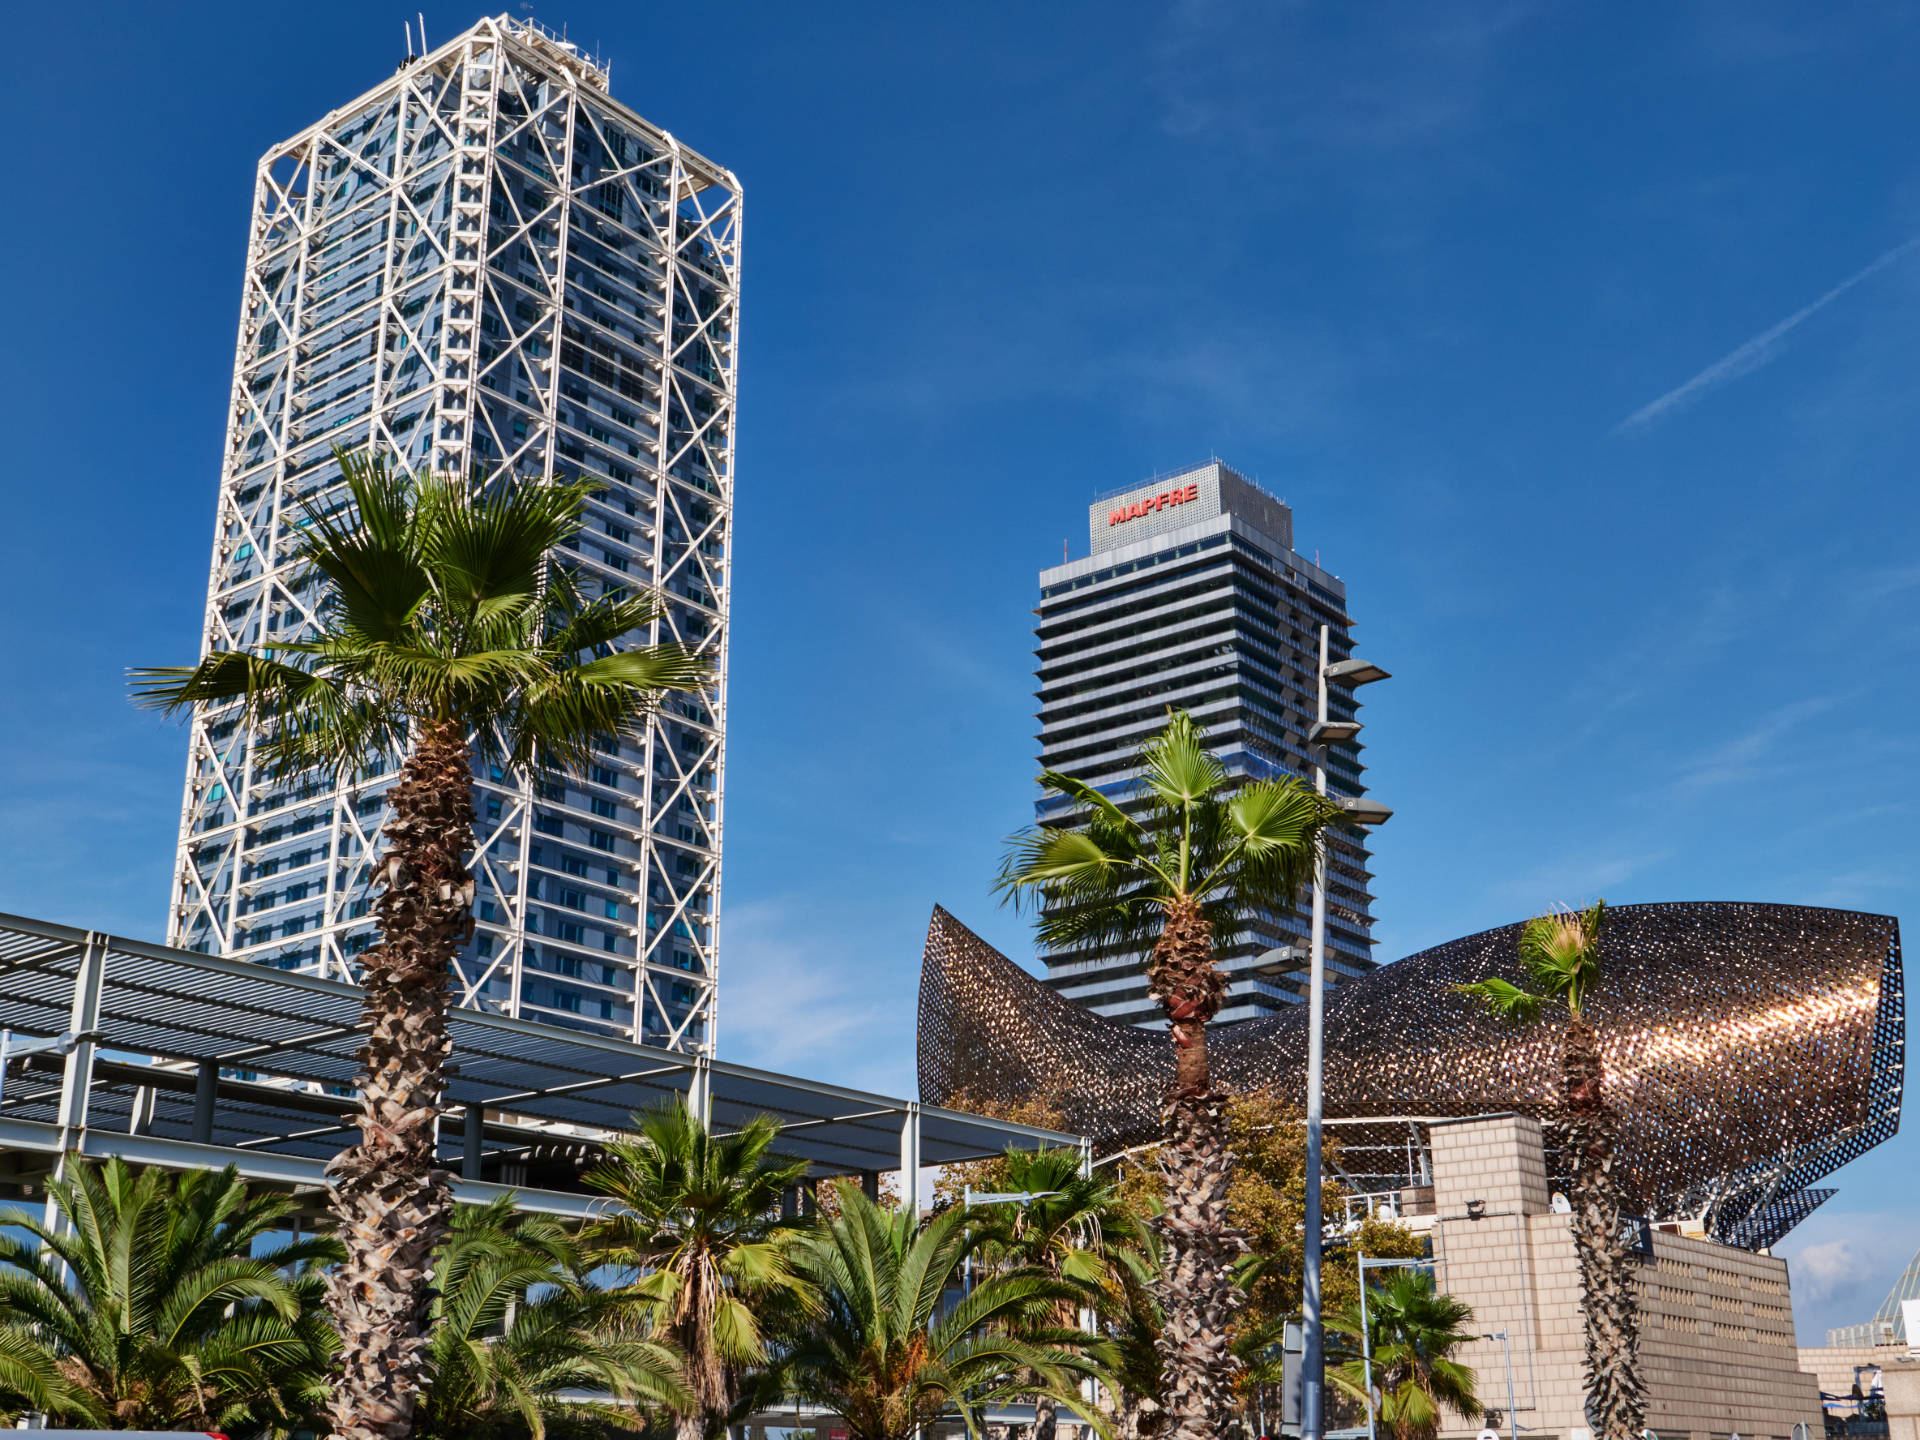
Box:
left=1032, top=461, right=1379, bottom=1026
left=169, top=15, right=738, bottom=1052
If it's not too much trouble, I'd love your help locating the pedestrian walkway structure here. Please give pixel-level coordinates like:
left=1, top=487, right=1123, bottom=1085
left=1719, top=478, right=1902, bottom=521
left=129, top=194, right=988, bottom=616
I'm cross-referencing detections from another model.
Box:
left=0, top=912, right=1076, bottom=1218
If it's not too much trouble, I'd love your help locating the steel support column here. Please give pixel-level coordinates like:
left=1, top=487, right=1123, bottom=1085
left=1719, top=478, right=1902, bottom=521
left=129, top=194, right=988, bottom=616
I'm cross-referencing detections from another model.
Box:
left=898, top=1101, right=922, bottom=1213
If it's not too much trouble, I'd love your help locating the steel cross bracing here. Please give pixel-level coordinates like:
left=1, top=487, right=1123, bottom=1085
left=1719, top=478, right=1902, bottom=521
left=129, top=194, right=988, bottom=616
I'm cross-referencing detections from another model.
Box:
left=169, top=15, right=741, bottom=1055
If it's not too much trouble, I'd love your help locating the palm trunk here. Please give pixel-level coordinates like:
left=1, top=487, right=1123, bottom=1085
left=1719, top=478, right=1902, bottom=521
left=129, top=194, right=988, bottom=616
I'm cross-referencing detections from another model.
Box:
left=678, top=1274, right=730, bottom=1440
left=323, top=720, right=474, bottom=1440
left=1146, top=897, right=1243, bottom=1440
left=1034, top=1393, right=1058, bottom=1440
left=1561, top=1014, right=1644, bottom=1440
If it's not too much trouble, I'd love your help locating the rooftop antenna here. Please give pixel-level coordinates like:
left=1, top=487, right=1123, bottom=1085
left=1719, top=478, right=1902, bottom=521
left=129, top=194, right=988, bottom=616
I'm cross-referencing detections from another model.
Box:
left=418, top=13, right=427, bottom=52
left=403, top=20, right=414, bottom=57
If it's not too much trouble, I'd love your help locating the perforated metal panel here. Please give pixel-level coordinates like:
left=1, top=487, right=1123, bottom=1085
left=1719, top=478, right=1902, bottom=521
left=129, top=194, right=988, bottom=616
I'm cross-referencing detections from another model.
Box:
left=917, top=901, right=1904, bottom=1248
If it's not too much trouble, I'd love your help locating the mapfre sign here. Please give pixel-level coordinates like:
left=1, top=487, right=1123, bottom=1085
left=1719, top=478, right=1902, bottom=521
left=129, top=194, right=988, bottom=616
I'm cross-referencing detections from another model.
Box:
left=1108, top=482, right=1200, bottom=527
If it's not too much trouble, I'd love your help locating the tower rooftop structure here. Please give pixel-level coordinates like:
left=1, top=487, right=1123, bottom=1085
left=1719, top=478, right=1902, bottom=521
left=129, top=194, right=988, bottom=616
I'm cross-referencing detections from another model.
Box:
left=170, top=14, right=740, bottom=1053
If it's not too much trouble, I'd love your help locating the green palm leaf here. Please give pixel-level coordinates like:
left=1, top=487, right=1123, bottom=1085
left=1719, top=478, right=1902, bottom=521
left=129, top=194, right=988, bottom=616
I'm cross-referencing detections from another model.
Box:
left=0, top=1157, right=340, bottom=1432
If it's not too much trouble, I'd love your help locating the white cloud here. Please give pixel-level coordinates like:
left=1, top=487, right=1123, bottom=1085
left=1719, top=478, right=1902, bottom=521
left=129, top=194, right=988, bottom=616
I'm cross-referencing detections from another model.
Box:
left=714, top=896, right=918, bottom=1096
left=1670, top=695, right=1840, bottom=794
left=1484, top=850, right=1669, bottom=908
left=1854, top=564, right=1920, bottom=603
left=1793, top=1237, right=1877, bottom=1304
left=1776, top=1209, right=1917, bottom=1344
left=1153, top=0, right=1537, bottom=153
left=1615, top=236, right=1920, bottom=432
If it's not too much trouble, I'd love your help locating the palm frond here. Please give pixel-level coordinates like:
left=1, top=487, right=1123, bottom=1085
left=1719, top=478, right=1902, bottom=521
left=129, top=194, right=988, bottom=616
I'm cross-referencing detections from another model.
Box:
left=294, top=448, right=433, bottom=641
left=1137, top=709, right=1228, bottom=809
left=0, top=1157, right=332, bottom=1433
left=1453, top=977, right=1547, bottom=1024
left=1517, top=900, right=1606, bottom=1015
left=543, top=591, right=668, bottom=659
left=134, top=444, right=709, bottom=802
left=128, top=651, right=329, bottom=717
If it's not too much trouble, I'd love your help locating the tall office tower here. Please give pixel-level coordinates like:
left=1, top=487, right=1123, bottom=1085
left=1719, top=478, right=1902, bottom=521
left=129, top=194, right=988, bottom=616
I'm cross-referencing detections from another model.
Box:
left=1032, top=461, right=1378, bottom=1026
left=168, top=16, right=738, bottom=1052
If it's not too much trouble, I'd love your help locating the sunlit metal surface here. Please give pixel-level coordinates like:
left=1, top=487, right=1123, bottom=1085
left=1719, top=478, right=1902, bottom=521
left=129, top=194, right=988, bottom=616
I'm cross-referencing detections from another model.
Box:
left=917, top=902, right=1904, bottom=1248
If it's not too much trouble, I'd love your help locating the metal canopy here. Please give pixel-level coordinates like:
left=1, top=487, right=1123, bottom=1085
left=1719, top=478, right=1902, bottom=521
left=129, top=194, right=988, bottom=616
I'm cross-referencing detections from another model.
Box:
left=0, top=912, right=1080, bottom=1214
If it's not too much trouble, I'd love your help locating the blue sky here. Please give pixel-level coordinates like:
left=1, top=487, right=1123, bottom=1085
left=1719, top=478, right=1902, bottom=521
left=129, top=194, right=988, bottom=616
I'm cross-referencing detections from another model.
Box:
left=2, top=1, right=1917, bottom=1340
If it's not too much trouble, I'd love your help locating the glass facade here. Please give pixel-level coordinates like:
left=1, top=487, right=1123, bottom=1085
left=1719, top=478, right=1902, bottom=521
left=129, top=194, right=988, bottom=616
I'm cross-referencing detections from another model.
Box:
left=170, top=17, right=738, bottom=1052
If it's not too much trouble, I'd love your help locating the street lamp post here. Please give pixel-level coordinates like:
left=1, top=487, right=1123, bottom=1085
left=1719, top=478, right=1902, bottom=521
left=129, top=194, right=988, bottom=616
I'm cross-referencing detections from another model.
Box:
left=1301, top=624, right=1391, bottom=1440
left=1482, top=1331, right=1517, bottom=1440
left=962, top=1186, right=1078, bottom=1438
left=1354, top=1253, right=1434, bottom=1440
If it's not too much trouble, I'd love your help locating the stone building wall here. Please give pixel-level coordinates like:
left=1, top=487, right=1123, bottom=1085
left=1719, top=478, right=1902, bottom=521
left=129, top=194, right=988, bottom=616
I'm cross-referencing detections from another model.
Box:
left=1416, top=1116, right=1822, bottom=1440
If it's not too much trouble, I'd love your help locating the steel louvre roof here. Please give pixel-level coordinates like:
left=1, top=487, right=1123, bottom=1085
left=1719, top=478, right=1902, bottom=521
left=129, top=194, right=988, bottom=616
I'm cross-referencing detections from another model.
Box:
left=0, top=911, right=1079, bottom=1182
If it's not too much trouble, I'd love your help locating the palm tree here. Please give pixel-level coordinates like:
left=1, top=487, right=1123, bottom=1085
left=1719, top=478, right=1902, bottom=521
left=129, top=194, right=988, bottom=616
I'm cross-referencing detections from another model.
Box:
left=971, top=1148, right=1142, bottom=1440
left=132, top=447, right=708, bottom=1439
left=1455, top=901, right=1643, bottom=1440
left=0, top=1330, right=71, bottom=1426
left=1328, top=1268, right=1478, bottom=1440
left=0, top=1156, right=341, bottom=1434
left=1095, top=1232, right=1166, bottom=1440
left=415, top=1197, right=686, bottom=1439
left=581, top=1101, right=812, bottom=1440
left=995, top=709, right=1337, bottom=1440
left=784, top=1181, right=1107, bottom=1440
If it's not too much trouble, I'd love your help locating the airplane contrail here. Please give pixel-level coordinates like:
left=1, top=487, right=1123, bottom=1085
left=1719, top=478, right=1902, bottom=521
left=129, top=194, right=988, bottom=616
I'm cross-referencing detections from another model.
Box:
left=1614, top=235, right=1920, bottom=433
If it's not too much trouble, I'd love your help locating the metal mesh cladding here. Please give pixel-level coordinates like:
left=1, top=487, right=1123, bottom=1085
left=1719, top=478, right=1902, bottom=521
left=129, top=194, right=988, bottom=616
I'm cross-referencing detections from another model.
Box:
left=916, top=902, right=1904, bottom=1248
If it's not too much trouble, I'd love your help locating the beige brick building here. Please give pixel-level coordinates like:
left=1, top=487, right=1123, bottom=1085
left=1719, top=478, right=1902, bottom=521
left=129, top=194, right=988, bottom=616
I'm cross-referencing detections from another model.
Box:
left=1796, top=1342, right=1908, bottom=1413
left=1396, top=1116, right=1822, bottom=1440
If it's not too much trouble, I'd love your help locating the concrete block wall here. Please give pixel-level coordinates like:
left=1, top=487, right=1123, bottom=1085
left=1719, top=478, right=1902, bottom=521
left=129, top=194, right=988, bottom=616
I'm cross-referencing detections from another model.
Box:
left=1882, top=1359, right=1920, bottom=1440
left=1796, top=1343, right=1911, bottom=1410
left=1430, top=1113, right=1552, bottom=1221
left=1418, top=1116, right=1821, bottom=1440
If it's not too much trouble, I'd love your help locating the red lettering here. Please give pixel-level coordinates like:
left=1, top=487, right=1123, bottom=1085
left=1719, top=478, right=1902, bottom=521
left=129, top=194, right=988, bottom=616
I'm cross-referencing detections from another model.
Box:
left=1110, top=487, right=1205, bottom=525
